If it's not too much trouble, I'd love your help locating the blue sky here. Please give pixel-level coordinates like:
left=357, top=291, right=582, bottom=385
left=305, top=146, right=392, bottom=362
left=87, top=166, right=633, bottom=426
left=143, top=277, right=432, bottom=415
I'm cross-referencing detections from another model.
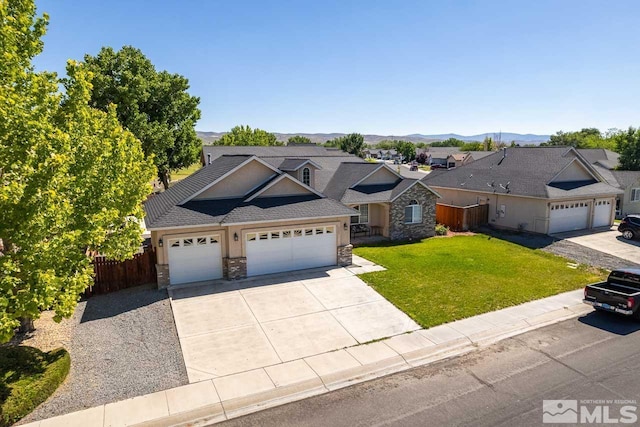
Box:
left=35, top=0, right=640, bottom=135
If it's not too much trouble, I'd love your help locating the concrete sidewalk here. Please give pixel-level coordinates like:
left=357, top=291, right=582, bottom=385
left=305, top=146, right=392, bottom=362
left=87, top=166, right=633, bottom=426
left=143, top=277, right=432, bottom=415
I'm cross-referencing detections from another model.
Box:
left=22, top=288, right=592, bottom=427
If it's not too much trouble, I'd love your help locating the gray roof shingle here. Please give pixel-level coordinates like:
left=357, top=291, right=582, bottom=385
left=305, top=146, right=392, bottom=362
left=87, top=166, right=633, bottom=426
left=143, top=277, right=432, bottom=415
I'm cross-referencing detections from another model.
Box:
left=145, top=155, right=251, bottom=228
left=577, top=149, right=620, bottom=169
left=422, top=147, right=622, bottom=199
left=322, top=163, right=383, bottom=201
left=611, top=170, right=640, bottom=188
left=341, top=179, right=418, bottom=204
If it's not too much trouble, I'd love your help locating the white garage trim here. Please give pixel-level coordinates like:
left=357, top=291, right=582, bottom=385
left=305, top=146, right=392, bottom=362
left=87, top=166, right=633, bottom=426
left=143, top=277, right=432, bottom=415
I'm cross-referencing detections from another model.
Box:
left=168, top=234, right=223, bottom=285
left=549, top=201, right=590, bottom=234
left=246, top=225, right=337, bottom=277
left=593, top=199, right=613, bottom=228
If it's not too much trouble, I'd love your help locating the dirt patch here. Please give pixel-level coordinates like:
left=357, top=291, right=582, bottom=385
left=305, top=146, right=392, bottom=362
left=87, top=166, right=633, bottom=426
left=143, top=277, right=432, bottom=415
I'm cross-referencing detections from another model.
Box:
left=7, top=311, right=74, bottom=353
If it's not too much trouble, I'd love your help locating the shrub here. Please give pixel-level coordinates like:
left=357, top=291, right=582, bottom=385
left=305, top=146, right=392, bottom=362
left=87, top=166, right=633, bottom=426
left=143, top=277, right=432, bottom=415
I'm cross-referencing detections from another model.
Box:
left=435, top=224, right=449, bottom=236
left=0, top=346, right=70, bottom=426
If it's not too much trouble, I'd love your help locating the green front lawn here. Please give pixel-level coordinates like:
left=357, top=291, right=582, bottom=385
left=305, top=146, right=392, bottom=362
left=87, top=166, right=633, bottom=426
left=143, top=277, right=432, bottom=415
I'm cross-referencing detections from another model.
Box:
left=0, top=346, right=70, bottom=427
left=171, top=163, right=201, bottom=182
left=354, top=235, right=605, bottom=328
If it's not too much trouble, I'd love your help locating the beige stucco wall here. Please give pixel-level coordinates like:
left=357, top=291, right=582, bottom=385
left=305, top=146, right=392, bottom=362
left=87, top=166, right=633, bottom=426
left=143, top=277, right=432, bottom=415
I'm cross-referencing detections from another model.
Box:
left=621, top=181, right=640, bottom=216
left=259, top=178, right=312, bottom=197
left=360, top=167, right=398, bottom=185
left=193, top=160, right=276, bottom=200
left=152, top=216, right=351, bottom=264
left=434, top=187, right=618, bottom=234
left=364, top=203, right=390, bottom=236
left=553, top=161, right=593, bottom=182
left=433, top=187, right=550, bottom=233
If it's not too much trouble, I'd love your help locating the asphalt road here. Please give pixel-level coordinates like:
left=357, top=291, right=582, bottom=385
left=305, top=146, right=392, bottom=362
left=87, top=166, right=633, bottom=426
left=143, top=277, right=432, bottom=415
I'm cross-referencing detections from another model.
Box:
left=219, top=311, right=640, bottom=427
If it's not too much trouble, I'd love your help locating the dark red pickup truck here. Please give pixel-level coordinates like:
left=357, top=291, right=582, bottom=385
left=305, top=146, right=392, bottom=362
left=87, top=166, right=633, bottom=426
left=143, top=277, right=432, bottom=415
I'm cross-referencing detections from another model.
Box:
left=583, top=268, right=640, bottom=319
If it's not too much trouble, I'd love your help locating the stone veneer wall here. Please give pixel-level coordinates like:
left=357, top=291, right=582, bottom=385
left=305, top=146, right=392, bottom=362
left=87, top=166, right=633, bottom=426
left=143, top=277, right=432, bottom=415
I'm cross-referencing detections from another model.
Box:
left=224, top=257, right=247, bottom=280
left=390, top=185, right=437, bottom=240
left=156, top=264, right=170, bottom=289
left=337, top=244, right=353, bottom=266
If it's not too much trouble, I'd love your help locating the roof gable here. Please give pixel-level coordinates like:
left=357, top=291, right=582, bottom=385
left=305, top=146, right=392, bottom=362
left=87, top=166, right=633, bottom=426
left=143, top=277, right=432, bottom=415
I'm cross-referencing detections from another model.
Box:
left=191, top=157, right=279, bottom=201
left=278, top=158, right=322, bottom=171
left=352, top=164, right=402, bottom=187
left=549, top=158, right=597, bottom=184
left=144, top=155, right=251, bottom=227
left=246, top=174, right=322, bottom=201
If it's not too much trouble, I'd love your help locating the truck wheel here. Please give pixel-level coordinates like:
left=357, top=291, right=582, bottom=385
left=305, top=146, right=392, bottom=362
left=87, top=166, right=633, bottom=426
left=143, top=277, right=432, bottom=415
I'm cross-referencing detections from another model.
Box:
left=622, top=230, right=635, bottom=240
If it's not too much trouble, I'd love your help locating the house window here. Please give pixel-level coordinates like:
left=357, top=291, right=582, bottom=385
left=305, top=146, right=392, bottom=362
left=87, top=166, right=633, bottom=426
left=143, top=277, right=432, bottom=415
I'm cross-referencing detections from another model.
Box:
left=350, top=204, right=369, bottom=224
left=404, top=199, right=422, bottom=224
left=183, top=238, right=193, bottom=247
left=632, top=188, right=640, bottom=202
left=302, top=167, right=311, bottom=186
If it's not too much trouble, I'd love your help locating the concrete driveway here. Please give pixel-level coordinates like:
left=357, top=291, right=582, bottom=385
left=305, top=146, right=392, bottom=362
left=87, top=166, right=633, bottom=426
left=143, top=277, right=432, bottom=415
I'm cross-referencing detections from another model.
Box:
left=169, top=263, right=420, bottom=383
left=554, top=226, right=640, bottom=265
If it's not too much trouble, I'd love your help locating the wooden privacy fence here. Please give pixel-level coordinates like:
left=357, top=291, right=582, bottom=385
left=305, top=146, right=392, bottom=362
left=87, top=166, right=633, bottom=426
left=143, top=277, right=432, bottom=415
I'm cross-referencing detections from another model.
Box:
left=85, top=248, right=157, bottom=297
left=436, top=203, right=489, bottom=231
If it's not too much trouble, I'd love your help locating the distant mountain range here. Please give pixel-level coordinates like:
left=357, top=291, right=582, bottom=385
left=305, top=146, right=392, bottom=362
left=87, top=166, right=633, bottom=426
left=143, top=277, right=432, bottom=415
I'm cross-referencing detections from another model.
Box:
left=197, top=131, right=550, bottom=146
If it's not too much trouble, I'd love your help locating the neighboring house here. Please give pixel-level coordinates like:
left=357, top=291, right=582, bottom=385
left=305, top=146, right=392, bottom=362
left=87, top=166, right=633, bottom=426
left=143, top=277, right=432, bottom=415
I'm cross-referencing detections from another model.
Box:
left=576, top=148, right=640, bottom=217
left=363, top=148, right=380, bottom=159
left=146, top=146, right=439, bottom=286
left=422, top=147, right=622, bottom=235
left=446, top=152, right=472, bottom=169
left=611, top=171, right=640, bottom=216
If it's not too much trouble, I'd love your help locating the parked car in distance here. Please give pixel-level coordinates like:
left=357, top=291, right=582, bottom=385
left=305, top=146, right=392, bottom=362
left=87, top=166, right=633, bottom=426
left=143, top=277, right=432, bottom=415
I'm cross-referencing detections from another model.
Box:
left=430, top=164, right=446, bottom=169
left=618, top=215, right=640, bottom=240
left=583, top=268, right=640, bottom=319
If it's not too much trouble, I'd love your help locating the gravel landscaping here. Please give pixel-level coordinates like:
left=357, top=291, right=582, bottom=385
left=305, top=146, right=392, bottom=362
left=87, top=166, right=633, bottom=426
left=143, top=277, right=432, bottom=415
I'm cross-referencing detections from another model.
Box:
left=481, top=227, right=640, bottom=271
left=18, top=284, right=187, bottom=424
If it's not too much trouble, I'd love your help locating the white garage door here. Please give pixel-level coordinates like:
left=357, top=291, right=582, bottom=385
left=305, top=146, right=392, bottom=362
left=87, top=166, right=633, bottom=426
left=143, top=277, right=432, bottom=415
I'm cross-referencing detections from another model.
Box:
left=549, top=201, right=589, bottom=234
left=593, top=199, right=613, bottom=228
left=246, top=225, right=337, bottom=277
left=168, top=235, right=223, bottom=285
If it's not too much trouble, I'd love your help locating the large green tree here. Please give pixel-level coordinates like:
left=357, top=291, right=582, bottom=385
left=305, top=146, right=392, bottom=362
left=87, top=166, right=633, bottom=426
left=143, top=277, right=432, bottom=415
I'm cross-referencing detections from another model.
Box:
left=328, top=133, right=365, bottom=157
left=430, top=138, right=465, bottom=147
left=0, top=0, right=155, bottom=341
left=216, top=125, right=279, bottom=146
left=83, top=46, right=201, bottom=189
left=394, top=140, right=416, bottom=161
left=615, top=127, right=640, bottom=170
left=543, top=128, right=616, bottom=150
left=287, top=135, right=312, bottom=145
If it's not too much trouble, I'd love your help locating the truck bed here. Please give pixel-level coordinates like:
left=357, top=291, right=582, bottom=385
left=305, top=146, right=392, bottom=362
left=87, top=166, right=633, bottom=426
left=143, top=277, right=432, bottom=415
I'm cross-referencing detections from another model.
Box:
left=584, top=281, right=639, bottom=316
